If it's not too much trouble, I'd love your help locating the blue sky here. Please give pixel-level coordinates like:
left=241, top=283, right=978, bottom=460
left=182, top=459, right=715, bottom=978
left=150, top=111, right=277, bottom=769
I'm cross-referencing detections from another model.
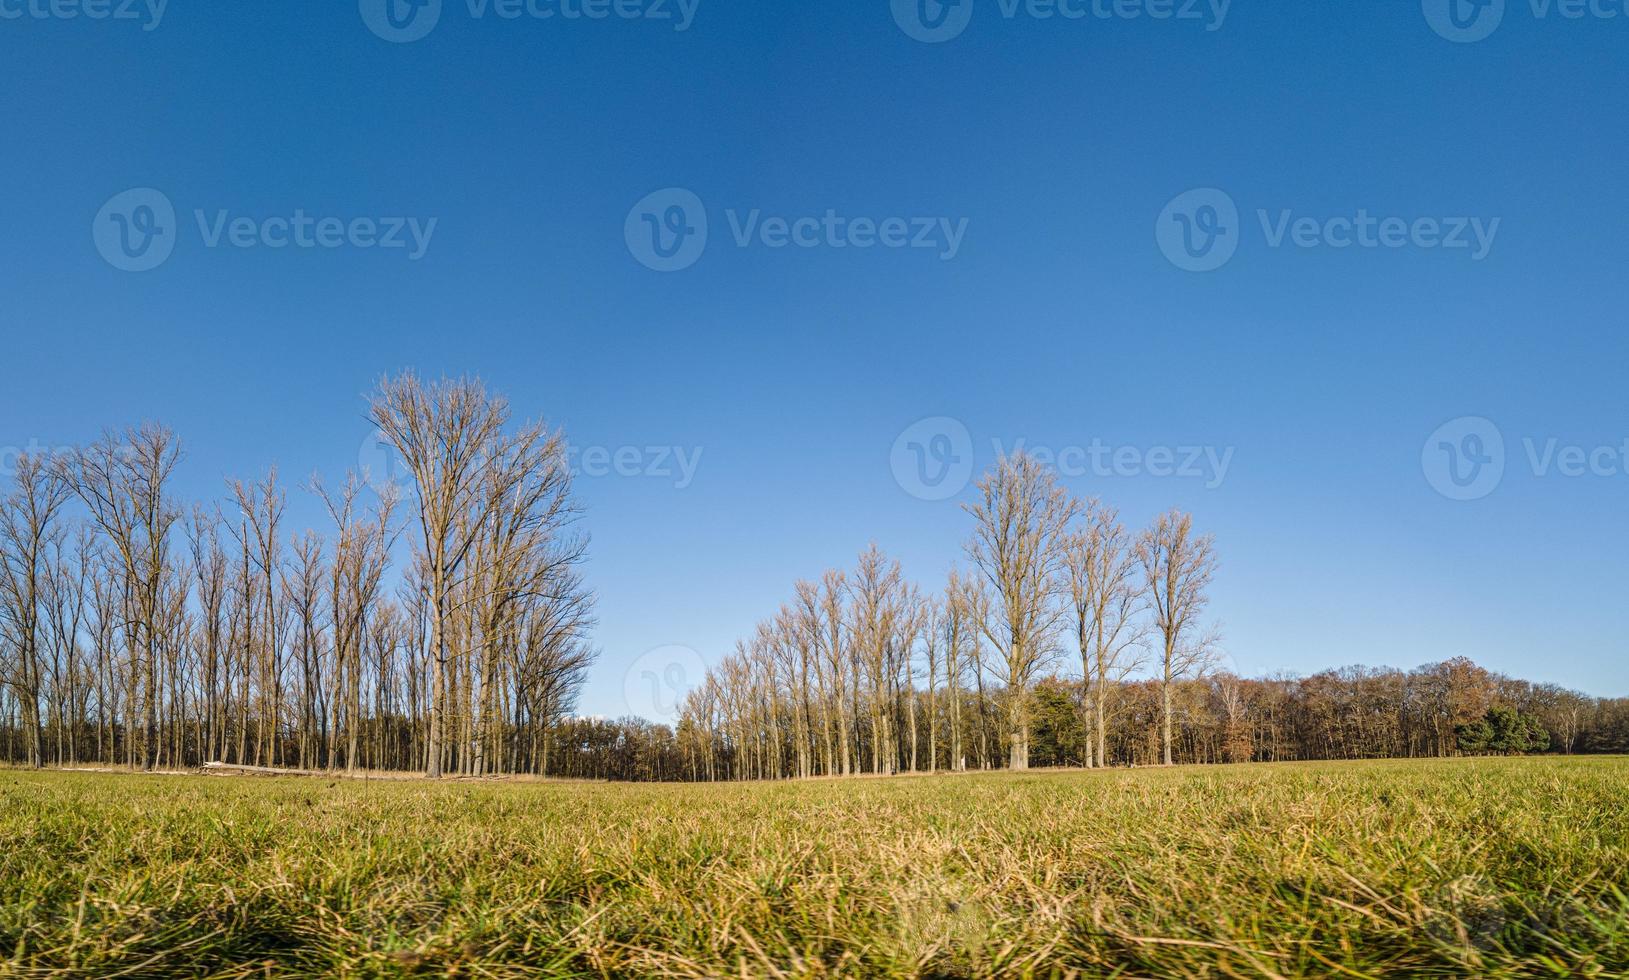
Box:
left=2, top=0, right=1626, bottom=717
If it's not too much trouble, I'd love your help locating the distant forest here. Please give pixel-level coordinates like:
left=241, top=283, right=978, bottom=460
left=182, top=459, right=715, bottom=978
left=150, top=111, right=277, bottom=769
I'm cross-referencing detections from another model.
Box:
left=2, top=374, right=1624, bottom=780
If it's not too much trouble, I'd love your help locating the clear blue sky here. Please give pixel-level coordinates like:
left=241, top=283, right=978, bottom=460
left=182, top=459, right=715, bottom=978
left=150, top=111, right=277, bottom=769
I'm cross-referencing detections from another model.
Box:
left=2, top=1, right=1626, bottom=717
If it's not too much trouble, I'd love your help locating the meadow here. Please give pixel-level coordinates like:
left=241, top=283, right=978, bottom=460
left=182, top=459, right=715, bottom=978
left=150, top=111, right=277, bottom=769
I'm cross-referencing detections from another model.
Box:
left=1, top=758, right=1626, bottom=978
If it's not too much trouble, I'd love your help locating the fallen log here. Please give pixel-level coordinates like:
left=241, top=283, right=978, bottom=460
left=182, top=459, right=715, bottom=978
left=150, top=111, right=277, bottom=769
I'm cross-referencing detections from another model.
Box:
left=201, top=761, right=326, bottom=777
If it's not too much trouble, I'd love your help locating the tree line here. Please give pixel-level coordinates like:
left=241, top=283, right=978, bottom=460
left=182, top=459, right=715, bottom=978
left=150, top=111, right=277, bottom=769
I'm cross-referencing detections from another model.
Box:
left=6, top=381, right=1625, bottom=782
left=530, top=661, right=1629, bottom=783
left=0, top=373, right=595, bottom=776
left=652, top=453, right=1629, bottom=782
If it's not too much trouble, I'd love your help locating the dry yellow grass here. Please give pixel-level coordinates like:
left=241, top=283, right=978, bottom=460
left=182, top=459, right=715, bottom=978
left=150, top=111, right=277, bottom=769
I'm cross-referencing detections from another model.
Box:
left=2, top=757, right=1627, bottom=977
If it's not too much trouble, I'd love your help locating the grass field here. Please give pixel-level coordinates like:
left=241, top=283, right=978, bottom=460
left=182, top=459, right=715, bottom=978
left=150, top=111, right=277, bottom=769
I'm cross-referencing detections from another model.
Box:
left=2, top=758, right=1627, bottom=978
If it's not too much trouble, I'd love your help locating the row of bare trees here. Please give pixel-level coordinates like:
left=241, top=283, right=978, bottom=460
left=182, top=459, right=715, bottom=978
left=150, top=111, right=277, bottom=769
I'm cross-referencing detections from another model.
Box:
left=546, top=661, right=1629, bottom=781
left=0, top=373, right=596, bottom=776
left=673, top=451, right=1223, bottom=779
left=9, top=391, right=1621, bottom=782
left=668, top=451, right=1626, bottom=782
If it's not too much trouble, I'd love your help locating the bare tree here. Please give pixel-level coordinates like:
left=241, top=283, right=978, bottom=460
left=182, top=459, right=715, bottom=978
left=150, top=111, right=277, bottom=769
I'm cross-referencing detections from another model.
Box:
left=466, top=421, right=581, bottom=775
left=1064, top=502, right=1148, bottom=768
left=0, top=454, right=72, bottom=767
left=228, top=470, right=285, bottom=767
left=792, top=579, right=833, bottom=776
left=849, top=544, right=906, bottom=774
left=943, top=569, right=982, bottom=772
left=920, top=595, right=942, bottom=773
left=186, top=508, right=229, bottom=763
left=369, top=372, right=510, bottom=778
left=313, top=473, right=400, bottom=772
left=1136, top=509, right=1219, bottom=766
left=62, top=425, right=181, bottom=770
left=818, top=570, right=851, bottom=775
left=962, top=451, right=1080, bottom=770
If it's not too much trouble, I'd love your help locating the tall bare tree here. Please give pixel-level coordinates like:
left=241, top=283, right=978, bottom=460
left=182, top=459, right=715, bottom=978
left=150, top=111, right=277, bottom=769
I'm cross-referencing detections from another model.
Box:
left=943, top=569, right=982, bottom=772
left=370, top=372, right=510, bottom=778
left=962, top=452, right=1080, bottom=770
left=1065, top=501, right=1147, bottom=768
left=186, top=507, right=229, bottom=763
left=0, top=454, right=71, bottom=767
left=1136, top=508, right=1219, bottom=766
left=63, top=425, right=181, bottom=770
left=228, top=470, right=285, bottom=767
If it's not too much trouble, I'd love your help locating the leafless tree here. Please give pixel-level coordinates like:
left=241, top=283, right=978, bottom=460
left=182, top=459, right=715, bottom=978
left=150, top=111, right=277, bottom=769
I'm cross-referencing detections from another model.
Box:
left=962, top=451, right=1080, bottom=770
left=187, top=507, right=229, bottom=763
left=369, top=372, right=511, bottom=778
left=62, top=425, right=181, bottom=770
left=1136, top=508, right=1219, bottom=766
left=1064, top=501, right=1148, bottom=768
left=228, top=469, right=285, bottom=767
left=0, top=454, right=71, bottom=766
